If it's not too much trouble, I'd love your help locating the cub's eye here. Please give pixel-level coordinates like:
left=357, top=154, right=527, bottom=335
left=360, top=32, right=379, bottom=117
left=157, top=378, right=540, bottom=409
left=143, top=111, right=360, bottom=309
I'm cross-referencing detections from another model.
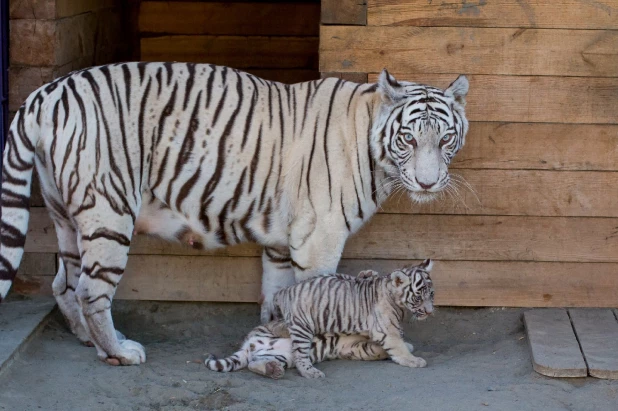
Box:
left=402, top=133, right=417, bottom=148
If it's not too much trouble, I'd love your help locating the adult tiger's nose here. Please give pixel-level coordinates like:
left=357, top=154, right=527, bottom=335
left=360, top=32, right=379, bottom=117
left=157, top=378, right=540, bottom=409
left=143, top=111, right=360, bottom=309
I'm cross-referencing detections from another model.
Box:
left=416, top=178, right=436, bottom=190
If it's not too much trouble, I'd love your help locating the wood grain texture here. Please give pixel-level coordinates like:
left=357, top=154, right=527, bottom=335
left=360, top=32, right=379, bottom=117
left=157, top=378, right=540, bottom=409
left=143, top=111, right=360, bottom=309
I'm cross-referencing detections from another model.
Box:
left=452, top=123, right=618, bottom=171
left=116, top=256, right=262, bottom=302
left=141, top=36, right=318, bottom=69
left=23, top=209, right=618, bottom=263
left=381, top=169, right=618, bottom=217
left=28, top=257, right=612, bottom=307
left=367, top=74, right=618, bottom=124
left=139, top=2, right=320, bottom=36
left=523, top=309, right=587, bottom=377
left=569, top=309, right=618, bottom=379
left=321, top=26, right=618, bottom=77
left=367, top=0, right=618, bottom=30
left=320, top=72, right=368, bottom=83
left=321, top=0, right=367, bottom=25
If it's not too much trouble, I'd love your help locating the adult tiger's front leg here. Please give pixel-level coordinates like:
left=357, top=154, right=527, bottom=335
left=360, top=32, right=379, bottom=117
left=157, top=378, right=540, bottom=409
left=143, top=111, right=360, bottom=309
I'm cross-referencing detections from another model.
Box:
left=260, top=247, right=296, bottom=324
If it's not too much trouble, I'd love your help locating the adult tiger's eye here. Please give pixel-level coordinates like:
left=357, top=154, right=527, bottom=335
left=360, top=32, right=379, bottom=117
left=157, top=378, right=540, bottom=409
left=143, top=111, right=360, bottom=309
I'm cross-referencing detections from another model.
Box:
left=403, top=133, right=417, bottom=148
left=439, top=133, right=452, bottom=147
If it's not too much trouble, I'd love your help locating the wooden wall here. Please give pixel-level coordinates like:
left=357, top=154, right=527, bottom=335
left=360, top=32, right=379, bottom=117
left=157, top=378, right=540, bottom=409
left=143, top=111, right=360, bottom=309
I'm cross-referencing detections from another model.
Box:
left=12, top=0, right=618, bottom=307
left=138, top=0, right=320, bottom=83
left=319, top=0, right=618, bottom=307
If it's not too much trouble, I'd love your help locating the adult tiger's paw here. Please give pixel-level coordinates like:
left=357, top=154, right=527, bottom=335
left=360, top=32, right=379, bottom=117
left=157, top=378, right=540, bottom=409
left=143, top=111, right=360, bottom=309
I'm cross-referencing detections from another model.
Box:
left=260, top=297, right=278, bottom=324
left=100, top=339, right=146, bottom=366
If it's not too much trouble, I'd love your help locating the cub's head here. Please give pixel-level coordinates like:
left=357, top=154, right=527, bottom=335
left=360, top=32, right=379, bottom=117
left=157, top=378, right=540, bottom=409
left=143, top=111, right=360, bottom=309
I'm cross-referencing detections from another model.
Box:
left=373, top=69, right=469, bottom=203
left=389, top=259, right=435, bottom=320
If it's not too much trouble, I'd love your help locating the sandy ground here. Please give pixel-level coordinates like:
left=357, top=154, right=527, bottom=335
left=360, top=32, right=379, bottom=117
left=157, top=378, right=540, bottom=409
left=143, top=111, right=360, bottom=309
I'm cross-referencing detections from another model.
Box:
left=0, top=301, right=617, bottom=411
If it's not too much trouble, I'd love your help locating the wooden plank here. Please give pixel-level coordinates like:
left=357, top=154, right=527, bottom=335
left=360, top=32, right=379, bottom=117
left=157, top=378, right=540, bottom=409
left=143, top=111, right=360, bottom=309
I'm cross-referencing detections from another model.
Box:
left=55, top=0, right=117, bottom=18
left=367, top=0, right=618, bottom=30
left=321, top=26, right=618, bottom=77
left=452, top=123, right=618, bottom=171
left=23, top=209, right=618, bottom=262
left=569, top=309, right=618, bottom=379
left=116, top=256, right=262, bottom=302
left=523, top=309, right=587, bottom=378
left=141, top=36, right=318, bottom=69
left=13, top=253, right=57, bottom=296
left=321, top=0, right=367, bottom=25
left=381, top=170, right=618, bottom=217
left=338, top=260, right=618, bottom=307
left=139, top=2, right=320, bottom=36
left=367, top=74, right=618, bottom=124
left=76, top=258, right=618, bottom=307
left=320, top=72, right=368, bottom=83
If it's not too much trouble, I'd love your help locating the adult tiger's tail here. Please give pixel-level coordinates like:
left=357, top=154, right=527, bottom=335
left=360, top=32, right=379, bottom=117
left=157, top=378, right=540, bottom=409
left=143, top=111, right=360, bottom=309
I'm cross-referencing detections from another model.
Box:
left=0, top=99, right=42, bottom=302
left=205, top=349, right=250, bottom=372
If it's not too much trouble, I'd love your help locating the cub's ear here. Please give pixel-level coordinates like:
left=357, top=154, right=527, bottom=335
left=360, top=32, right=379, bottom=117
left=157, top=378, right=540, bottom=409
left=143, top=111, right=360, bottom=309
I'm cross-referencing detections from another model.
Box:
left=390, top=270, right=411, bottom=288
left=378, top=68, right=405, bottom=105
left=419, top=259, right=434, bottom=272
left=445, top=75, right=469, bottom=106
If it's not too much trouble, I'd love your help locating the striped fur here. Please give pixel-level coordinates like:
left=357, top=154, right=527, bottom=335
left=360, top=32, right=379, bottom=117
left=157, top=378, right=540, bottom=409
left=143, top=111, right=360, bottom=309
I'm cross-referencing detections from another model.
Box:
left=0, top=62, right=465, bottom=365
left=273, top=260, right=435, bottom=378
left=205, top=317, right=394, bottom=380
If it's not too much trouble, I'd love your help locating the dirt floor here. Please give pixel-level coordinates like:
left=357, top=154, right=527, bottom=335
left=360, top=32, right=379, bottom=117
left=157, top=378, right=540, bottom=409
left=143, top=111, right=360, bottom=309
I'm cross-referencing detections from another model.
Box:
left=0, top=301, right=617, bottom=411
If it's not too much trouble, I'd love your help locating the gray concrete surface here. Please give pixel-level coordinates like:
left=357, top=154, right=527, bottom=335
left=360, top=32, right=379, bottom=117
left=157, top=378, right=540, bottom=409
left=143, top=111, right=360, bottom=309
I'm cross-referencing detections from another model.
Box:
left=0, top=301, right=617, bottom=411
left=0, top=295, right=56, bottom=374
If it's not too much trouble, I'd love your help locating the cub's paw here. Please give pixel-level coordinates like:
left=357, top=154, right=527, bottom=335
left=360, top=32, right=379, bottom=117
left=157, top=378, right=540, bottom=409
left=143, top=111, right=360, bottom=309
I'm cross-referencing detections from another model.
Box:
left=358, top=270, right=379, bottom=280
left=298, top=366, right=325, bottom=379
left=264, top=361, right=286, bottom=380
left=401, top=356, right=426, bottom=368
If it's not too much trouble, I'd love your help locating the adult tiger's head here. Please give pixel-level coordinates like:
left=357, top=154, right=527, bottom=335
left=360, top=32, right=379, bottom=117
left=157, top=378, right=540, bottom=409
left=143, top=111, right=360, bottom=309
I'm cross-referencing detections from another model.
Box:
left=373, top=69, right=469, bottom=204
left=389, top=259, right=435, bottom=320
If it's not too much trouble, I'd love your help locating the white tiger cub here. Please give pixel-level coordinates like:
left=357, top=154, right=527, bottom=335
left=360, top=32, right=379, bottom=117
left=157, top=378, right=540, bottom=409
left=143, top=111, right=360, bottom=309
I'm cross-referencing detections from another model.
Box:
left=204, top=269, right=411, bottom=379
left=273, top=260, right=435, bottom=378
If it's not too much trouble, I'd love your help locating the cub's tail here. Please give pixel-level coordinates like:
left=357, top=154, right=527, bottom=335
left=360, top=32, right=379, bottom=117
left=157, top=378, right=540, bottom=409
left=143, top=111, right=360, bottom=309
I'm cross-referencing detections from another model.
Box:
left=0, top=97, right=43, bottom=302
left=205, top=349, right=250, bottom=372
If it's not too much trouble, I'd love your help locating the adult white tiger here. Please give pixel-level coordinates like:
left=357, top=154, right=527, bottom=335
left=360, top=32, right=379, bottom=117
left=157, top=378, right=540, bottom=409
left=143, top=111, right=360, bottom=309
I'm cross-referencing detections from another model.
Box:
left=0, top=62, right=468, bottom=366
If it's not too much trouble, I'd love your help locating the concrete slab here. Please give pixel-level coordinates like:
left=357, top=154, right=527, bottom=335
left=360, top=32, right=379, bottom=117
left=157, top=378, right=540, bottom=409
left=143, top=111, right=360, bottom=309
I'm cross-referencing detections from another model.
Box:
left=0, top=295, right=56, bottom=374
left=523, top=309, right=587, bottom=378
left=569, top=309, right=618, bottom=379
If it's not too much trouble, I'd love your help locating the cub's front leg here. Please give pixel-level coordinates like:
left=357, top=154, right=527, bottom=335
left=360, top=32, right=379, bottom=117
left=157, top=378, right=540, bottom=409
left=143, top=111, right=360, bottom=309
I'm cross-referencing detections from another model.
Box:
left=374, top=332, right=426, bottom=368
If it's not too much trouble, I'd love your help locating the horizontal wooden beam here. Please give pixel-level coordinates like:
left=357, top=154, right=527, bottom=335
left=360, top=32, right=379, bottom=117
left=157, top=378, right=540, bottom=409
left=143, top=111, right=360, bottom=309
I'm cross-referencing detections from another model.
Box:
left=22, top=209, right=618, bottom=262
left=367, top=0, right=618, bottom=30
left=139, top=2, right=320, bottom=37
left=367, top=74, right=618, bottom=124
left=451, top=123, right=618, bottom=171
left=320, top=26, right=618, bottom=77
left=141, top=36, right=318, bottom=69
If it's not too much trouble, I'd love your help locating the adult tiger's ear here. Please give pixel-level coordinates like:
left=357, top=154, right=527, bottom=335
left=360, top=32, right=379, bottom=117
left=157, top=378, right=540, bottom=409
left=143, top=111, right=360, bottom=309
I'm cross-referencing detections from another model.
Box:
left=390, top=270, right=411, bottom=288
left=445, top=75, right=469, bottom=106
left=378, top=68, right=405, bottom=105
left=418, top=259, right=434, bottom=272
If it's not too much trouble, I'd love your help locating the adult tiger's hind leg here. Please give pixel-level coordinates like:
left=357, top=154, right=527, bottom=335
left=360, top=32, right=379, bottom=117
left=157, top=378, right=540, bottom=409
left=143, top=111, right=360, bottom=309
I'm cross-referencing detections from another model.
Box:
left=73, top=205, right=145, bottom=366
left=51, top=218, right=92, bottom=345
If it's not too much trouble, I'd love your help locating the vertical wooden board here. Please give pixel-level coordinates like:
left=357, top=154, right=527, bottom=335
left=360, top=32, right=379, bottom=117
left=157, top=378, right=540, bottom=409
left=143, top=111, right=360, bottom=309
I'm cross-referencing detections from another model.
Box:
left=116, top=256, right=262, bottom=302
left=367, top=74, right=618, bottom=124
left=321, top=0, right=367, bottom=25
left=569, top=309, right=618, bottom=379
left=367, top=0, right=618, bottom=30
left=523, top=309, right=587, bottom=378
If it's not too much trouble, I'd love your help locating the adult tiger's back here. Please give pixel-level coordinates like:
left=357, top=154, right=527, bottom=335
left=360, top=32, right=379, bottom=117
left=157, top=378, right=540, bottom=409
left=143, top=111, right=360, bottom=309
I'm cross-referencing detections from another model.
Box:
left=0, top=63, right=468, bottom=366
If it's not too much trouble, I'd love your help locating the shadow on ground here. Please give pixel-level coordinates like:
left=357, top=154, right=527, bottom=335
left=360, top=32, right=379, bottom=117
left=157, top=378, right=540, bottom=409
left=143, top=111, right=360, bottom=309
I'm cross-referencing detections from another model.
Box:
left=1, top=301, right=616, bottom=411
